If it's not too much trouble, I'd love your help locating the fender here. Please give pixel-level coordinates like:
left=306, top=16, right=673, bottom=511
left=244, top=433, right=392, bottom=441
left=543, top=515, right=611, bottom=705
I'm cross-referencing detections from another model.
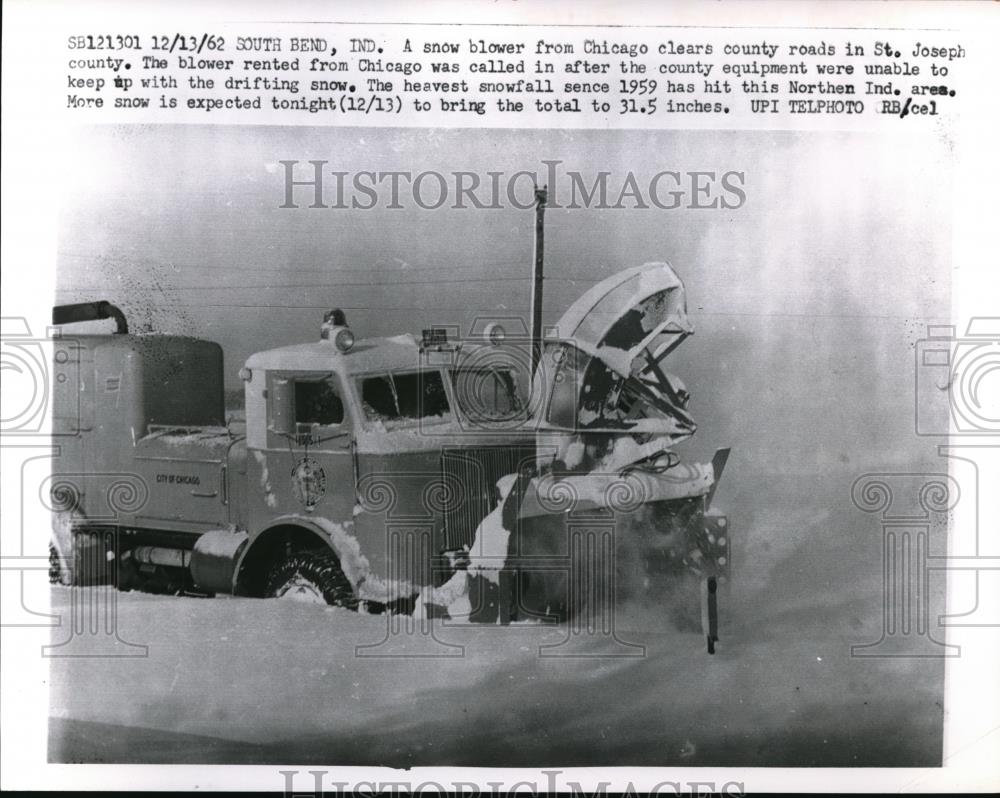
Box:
left=232, top=514, right=366, bottom=596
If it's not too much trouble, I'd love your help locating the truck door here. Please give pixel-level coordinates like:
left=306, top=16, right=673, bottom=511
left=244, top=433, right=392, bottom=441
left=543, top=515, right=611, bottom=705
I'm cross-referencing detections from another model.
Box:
left=248, top=371, right=355, bottom=523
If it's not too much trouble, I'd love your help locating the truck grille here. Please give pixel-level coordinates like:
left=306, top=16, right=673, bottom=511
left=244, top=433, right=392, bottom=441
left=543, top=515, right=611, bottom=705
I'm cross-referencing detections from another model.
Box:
left=440, top=445, right=536, bottom=551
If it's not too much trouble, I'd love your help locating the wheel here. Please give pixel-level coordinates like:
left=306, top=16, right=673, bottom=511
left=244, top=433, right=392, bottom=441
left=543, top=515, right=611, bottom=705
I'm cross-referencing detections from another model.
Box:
left=263, top=549, right=357, bottom=608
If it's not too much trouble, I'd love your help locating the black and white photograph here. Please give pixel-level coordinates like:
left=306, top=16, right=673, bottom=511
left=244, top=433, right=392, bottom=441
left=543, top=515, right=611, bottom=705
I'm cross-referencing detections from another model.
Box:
left=1, top=1, right=998, bottom=794
left=41, top=125, right=951, bottom=769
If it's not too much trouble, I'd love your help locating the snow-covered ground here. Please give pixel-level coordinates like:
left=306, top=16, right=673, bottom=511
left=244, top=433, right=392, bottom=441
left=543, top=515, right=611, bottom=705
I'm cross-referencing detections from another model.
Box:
left=47, top=470, right=945, bottom=766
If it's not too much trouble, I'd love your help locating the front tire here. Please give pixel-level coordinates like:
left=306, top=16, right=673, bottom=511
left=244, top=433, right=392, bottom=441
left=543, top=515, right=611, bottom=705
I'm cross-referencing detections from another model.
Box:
left=263, top=550, right=357, bottom=608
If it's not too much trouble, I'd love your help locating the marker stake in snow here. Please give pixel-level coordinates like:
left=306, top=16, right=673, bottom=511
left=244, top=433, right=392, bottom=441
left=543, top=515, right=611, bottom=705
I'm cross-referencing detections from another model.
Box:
left=701, top=576, right=719, bottom=655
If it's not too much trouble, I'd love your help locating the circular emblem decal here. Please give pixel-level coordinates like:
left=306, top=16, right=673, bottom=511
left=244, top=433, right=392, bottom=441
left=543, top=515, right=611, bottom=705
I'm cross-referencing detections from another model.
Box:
left=291, top=458, right=326, bottom=509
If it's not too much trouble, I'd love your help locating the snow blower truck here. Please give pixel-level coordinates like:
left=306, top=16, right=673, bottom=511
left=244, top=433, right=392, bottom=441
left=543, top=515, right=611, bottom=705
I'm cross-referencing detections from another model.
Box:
left=48, top=263, right=731, bottom=652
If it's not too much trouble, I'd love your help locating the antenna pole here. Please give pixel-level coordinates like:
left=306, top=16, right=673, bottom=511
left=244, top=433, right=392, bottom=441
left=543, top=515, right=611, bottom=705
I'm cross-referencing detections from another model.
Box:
left=529, top=184, right=548, bottom=375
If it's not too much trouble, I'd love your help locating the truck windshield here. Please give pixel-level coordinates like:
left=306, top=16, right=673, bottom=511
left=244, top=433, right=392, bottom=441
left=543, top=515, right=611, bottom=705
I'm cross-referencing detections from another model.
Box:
left=359, top=370, right=450, bottom=424
left=451, top=366, right=524, bottom=422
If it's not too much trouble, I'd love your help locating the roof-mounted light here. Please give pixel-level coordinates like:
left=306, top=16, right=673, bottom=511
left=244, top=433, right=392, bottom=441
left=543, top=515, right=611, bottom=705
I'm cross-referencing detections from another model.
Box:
left=329, top=326, right=354, bottom=353
left=320, top=308, right=354, bottom=352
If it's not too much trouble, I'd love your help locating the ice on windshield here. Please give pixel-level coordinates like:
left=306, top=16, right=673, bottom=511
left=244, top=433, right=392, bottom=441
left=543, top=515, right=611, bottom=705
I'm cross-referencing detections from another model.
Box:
left=451, top=366, right=525, bottom=422
left=359, top=370, right=450, bottom=424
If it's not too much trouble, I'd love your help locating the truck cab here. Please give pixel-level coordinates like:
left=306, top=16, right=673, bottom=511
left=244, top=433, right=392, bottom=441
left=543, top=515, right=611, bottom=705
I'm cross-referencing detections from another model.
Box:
left=232, top=323, right=539, bottom=606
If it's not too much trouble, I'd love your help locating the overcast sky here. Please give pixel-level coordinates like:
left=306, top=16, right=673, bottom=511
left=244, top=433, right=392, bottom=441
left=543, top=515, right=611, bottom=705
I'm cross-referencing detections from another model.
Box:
left=57, top=125, right=951, bottom=475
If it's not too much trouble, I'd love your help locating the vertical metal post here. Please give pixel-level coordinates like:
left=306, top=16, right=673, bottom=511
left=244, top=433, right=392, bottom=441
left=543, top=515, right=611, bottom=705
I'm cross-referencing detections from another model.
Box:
left=529, top=184, right=548, bottom=376
left=701, top=576, right=719, bottom=654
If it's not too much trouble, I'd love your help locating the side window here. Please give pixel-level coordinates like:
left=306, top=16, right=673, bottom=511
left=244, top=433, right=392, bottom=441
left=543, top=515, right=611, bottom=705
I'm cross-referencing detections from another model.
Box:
left=295, top=379, right=344, bottom=427
left=268, top=373, right=347, bottom=447
left=545, top=343, right=586, bottom=428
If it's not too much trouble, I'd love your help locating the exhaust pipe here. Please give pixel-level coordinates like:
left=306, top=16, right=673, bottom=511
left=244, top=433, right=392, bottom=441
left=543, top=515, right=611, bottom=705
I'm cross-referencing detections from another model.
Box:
left=52, top=301, right=128, bottom=334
